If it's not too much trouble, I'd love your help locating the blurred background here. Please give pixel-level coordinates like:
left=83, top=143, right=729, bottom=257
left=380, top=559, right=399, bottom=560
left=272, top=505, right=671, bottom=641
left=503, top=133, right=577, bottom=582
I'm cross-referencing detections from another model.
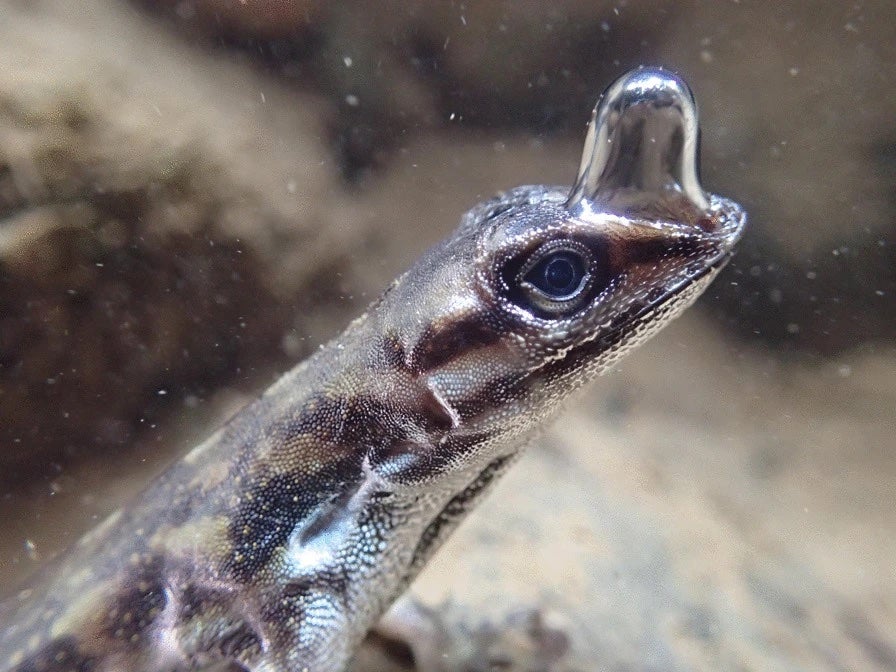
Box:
left=0, top=1, right=893, bottom=670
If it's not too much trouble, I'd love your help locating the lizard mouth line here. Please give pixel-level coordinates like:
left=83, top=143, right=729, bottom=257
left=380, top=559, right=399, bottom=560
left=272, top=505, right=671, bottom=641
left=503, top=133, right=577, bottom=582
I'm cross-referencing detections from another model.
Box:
left=620, top=250, right=732, bottom=334
left=554, top=249, right=735, bottom=371
left=520, top=251, right=731, bottom=387
left=521, top=244, right=736, bottom=379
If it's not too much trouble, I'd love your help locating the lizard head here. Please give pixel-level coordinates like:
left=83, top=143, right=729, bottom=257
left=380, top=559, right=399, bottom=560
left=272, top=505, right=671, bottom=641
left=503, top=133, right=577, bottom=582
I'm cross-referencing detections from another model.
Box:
left=371, top=68, right=746, bottom=482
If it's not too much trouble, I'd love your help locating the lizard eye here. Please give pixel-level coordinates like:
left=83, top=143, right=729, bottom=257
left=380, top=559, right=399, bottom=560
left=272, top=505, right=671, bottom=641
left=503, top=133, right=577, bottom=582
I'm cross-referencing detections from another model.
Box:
left=513, top=243, right=593, bottom=317
left=525, top=250, right=586, bottom=298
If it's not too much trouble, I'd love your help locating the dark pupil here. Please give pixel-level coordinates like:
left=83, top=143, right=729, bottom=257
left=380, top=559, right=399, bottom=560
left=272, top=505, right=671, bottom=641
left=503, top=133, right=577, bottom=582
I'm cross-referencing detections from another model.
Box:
left=527, top=251, right=585, bottom=298
left=545, top=257, right=575, bottom=291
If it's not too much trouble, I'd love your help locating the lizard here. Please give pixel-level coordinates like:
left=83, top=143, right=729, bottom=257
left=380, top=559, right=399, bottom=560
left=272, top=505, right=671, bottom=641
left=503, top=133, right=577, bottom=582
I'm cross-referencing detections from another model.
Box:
left=0, top=67, right=746, bottom=672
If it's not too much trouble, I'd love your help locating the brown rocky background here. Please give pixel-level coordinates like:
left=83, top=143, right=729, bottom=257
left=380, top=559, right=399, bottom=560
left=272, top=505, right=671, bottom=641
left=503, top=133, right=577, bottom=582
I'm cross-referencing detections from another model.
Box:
left=0, top=1, right=893, bottom=670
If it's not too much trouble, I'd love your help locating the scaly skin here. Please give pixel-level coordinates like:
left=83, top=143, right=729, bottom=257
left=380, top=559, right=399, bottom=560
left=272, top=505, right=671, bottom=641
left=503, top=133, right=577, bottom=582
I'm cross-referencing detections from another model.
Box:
left=0, top=68, right=745, bottom=672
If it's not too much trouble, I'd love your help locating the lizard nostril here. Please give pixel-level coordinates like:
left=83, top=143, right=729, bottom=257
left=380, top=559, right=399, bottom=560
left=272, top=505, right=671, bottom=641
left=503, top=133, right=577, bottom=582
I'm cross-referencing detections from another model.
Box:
left=695, top=215, right=717, bottom=233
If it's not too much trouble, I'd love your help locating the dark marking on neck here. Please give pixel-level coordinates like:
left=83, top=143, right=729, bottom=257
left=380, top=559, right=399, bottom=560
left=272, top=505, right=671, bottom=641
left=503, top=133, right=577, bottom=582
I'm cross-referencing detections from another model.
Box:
left=177, top=584, right=262, bottom=663
left=225, top=455, right=364, bottom=583
left=11, top=637, right=97, bottom=672
left=409, top=453, right=516, bottom=574
left=11, top=556, right=170, bottom=672
left=98, top=554, right=168, bottom=647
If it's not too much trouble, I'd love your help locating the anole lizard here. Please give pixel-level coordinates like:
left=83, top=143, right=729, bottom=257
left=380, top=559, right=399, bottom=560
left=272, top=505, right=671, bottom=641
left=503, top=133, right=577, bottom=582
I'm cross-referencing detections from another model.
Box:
left=0, top=67, right=746, bottom=672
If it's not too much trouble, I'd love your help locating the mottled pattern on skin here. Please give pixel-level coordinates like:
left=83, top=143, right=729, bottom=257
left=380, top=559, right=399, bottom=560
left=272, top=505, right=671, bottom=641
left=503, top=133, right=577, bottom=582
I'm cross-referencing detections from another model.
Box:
left=0, top=69, right=746, bottom=672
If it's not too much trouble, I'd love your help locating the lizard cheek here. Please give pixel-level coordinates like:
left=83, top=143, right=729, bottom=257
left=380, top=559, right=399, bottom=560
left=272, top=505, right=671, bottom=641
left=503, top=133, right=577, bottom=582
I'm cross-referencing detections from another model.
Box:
left=368, top=382, right=460, bottom=484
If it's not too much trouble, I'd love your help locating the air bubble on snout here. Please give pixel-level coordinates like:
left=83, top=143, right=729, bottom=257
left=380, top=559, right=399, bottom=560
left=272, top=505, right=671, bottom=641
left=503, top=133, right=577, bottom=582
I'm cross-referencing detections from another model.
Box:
left=566, top=66, right=709, bottom=222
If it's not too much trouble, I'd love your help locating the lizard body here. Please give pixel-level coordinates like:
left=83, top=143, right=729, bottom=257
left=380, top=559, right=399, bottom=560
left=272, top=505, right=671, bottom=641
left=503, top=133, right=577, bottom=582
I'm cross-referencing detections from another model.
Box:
left=0, top=68, right=746, bottom=672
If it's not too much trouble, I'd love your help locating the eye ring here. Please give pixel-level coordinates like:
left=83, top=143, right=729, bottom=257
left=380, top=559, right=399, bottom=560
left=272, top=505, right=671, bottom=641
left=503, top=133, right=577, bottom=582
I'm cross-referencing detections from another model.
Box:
left=514, top=241, right=593, bottom=317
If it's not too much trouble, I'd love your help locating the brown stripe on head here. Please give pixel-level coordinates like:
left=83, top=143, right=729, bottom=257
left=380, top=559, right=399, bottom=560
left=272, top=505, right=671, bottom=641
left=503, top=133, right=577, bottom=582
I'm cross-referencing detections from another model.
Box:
left=272, top=394, right=395, bottom=450
left=606, top=227, right=702, bottom=268
left=408, top=311, right=502, bottom=375
left=375, top=332, right=408, bottom=371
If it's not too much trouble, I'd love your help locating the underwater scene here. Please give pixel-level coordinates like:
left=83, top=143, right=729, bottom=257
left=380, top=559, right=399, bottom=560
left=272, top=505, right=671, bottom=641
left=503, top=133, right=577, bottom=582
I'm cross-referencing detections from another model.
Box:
left=0, top=2, right=893, bottom=670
